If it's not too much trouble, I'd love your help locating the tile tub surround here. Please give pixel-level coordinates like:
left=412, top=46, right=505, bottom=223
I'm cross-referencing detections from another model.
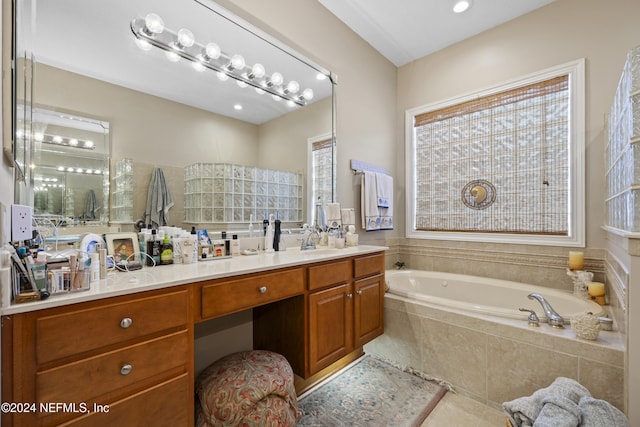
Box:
left=364, top=294, right=625, bottom=412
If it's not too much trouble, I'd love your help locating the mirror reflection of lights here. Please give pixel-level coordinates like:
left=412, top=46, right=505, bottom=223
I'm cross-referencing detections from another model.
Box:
left=131, top=13, right=315, bottom=106
left=16, top=131, right=97, bottom=150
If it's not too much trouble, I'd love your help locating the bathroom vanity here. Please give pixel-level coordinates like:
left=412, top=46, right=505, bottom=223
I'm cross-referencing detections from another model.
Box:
left=1, top=246, right=385, bottom=426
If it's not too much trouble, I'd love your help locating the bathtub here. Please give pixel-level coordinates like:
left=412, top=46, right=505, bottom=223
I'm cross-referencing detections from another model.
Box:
left=385, top=269, right=604, bottom=323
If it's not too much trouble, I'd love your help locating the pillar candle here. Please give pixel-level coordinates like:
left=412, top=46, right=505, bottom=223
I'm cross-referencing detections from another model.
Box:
left=568, top=251, right=584, bottom=270
left=588, top=282, right=606, bottom=305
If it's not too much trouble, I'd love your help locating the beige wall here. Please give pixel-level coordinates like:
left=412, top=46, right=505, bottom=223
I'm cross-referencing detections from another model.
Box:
left=397, top=0, right=640, bottom=248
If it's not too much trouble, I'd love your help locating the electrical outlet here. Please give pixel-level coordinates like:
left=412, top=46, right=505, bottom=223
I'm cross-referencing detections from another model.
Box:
left=11, top=204, right=33, bottom=242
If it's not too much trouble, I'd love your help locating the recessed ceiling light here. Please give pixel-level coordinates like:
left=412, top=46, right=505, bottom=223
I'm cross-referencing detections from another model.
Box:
left=233, top=104, right=243, bottom=110
left=453, top=0, right=472, bottom=13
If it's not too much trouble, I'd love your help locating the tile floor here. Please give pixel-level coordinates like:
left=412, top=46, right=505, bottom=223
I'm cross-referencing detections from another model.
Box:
left=422, top=392, right=507, bottom=427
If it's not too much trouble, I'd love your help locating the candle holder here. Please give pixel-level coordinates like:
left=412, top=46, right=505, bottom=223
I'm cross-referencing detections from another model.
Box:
left=566, top=269, right=593, bottom=300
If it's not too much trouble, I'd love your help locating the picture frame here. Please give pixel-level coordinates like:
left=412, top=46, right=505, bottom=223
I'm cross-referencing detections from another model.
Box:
left=105, top=232, right=140, bottom=264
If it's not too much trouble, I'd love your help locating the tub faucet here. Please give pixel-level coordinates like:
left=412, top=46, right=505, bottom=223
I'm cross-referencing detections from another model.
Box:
left=527, top=293, right=564, bottom=328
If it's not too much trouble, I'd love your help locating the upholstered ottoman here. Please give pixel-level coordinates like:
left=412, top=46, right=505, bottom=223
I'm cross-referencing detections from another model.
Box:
left=195, top=350, right=299, bottom=427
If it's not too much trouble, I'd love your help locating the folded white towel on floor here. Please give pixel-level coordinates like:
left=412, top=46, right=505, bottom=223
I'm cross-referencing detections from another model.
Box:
left=503, top=377, right=591, bottom=427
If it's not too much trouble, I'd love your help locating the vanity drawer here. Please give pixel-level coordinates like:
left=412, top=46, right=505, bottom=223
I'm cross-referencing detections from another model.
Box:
left=354, top=254, right=384, bottom=279
left=36, top=290, right=189, bottom=364
left=59, top=374, right=190, bottom=427
left=36, top=330, right=189, bottom=407
left=201, top=268, right=304, bottom=319
left=307, top=259, right=352, bottom=291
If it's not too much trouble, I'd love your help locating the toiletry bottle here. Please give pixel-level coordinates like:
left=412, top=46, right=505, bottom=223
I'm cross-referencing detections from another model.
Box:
left=273, top=218, right=281, bottom=251
left=160, top=235, right=173, bottom=265
left=264, top=214, right=274, bottom=253
left=146, top=229, right=161, bottom=266
left=221, top=231, right=230, bottom=256
left=172, top=233, right=182, bottom=264
left=231, top=234, right=240, bottom=256
left=249, top=214, right=254, bottom=238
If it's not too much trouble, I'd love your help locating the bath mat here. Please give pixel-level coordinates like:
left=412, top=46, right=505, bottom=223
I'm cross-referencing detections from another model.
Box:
left=297, top=355, right=447, bottom=426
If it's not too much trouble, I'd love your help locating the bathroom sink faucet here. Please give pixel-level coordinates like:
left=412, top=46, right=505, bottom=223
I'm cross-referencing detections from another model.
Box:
left=528, top=293, right=564, bottom=328
left=300, top=226, right=320, bottom=250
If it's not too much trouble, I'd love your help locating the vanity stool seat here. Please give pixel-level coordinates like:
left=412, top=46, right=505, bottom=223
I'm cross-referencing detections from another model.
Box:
left=195, top=350, right=299, bottom=427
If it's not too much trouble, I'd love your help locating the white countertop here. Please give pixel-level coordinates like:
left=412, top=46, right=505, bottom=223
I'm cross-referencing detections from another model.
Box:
left=1, top=245, right=387, bottom=315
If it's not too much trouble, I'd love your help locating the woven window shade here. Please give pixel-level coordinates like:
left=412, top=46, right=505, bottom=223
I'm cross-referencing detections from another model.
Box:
left=413, top=74, right=570, bottom=234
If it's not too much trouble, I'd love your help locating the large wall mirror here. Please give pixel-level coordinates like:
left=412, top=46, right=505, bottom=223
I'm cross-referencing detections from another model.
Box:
left=14, top=0, right=335, bottom=230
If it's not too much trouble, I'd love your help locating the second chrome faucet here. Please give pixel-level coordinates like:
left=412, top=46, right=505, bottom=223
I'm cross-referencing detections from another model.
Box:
left=527, top=293, right=565, bottom=328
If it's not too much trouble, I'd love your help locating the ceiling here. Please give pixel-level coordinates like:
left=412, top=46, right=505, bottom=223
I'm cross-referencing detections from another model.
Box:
left=318, top=0, right=557, bottom=67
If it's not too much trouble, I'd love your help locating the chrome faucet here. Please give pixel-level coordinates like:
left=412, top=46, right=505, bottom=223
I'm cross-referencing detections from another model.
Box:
left=528, top=293, right=564, bottom=328
left=300, top=226, right=320, bottom=250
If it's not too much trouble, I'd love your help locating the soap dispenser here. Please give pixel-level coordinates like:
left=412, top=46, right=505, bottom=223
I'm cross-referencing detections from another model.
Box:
left=264, top=214, right=275, bottom=253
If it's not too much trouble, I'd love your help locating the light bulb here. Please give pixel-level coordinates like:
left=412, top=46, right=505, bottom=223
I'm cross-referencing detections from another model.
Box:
left=255, top=87, right=265, bottom=95
left=76, top=168, right=83, bottom=173
left=94, top=170, right=101, bottom=174
left=233, top=104, right=243, bottom=110
left=270, top=72, right=283, bottom=86
left=53, top=135, right=63, bottom=143
left=302, top=88, right=314, bottom=100
left=34, top=132, right=44, bottom=142
left=144, top=13, right=164, bottom=34
left=57, top=166, right=65, bottom=171
left=272, top=94, right=282, bottom=102
left=165, top=51, right=180, bottom=62
left=229, top=54, right=245, bottom=70
left=204, top=43, right=221, bottom=60
left=316, top=73, right=327, bottom=81
left=286, top=100, right=296, bottom=108
left=67, top=167, right=74, bottom=172
left=453, top=0, right=471, bottom=13
left=177, top=28, right=195, bottom=48
left=69, top=138, right=78, bottom=146
left=250, top=63, right=265, bottom=79
left=237, top=78, right=248, bottom=88
left=84, top=140, right=94, bottom=148
left=217, top=72, right=229, bottom=81
left=85, top=169, right=93, bottom=174
left=286, top=80, right=300, bottom=94
left=192, top=61, right=206, bottom=72
left=135, top=39, right=152, bottom=51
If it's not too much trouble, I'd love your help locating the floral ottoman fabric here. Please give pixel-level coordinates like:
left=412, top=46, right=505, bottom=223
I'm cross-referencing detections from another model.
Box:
left=196, top=350, right=298, bottom=427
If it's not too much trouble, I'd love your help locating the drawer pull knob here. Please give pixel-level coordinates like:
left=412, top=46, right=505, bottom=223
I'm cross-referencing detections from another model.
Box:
left=356, top=290, right=363, bottom=296
left=347, top=293, right=353, bottom=299
left=120, top=317, right=133, bottom=329
left=120, top=364, right=133, bottom=376
left=259, top=286, right=267, bottom=294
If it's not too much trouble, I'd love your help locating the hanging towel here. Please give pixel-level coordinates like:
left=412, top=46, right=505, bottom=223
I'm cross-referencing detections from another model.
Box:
left=375, top=172, right=393, bottom=230
left=83, top=189, right=98, bottom=220
left=361, top=171, right=381, bottom=231
left=145, top=167, right=174, bottom=227
left=325, top=202, right=342, bottom=228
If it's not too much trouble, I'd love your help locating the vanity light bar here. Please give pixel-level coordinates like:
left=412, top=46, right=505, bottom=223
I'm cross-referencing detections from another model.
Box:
left=130, top=14, right=313, bottom=107
left=16, top=131, right=96, bottom=150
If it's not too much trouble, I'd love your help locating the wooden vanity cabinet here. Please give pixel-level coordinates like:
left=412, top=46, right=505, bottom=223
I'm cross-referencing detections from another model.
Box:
left=255, top=252, right=385, bottom=379
left=1, top=287, right=193, bottom=427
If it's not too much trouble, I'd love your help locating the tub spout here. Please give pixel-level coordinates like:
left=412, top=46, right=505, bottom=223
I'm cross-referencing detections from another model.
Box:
left=527, top=293, right=564, bottom=328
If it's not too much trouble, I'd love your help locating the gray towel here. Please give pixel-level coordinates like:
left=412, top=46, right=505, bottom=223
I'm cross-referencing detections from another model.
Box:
left=579, top=396, right=628, bottom=427
left=144, top=167, right=174, bottom=227
left=503, top=377, right=591, bottom=427
left=83, top=189, right=98, bottom=220
left=533, top=396, right=581, bottom=427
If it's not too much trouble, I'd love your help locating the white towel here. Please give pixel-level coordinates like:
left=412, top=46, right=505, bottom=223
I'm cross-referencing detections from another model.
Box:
left=325, top=202, right=342, bottom=228
left=361, top=171, right=380, bottom=231
left=375, top=172, right=393, bottom=230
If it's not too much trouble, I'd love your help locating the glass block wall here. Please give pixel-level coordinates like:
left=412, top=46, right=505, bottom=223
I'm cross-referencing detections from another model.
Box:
left=184, top=163, right=303, bottom=224
left=606, top=45, right=640, bottom=232
left=111, top=158, right=134, bottom=222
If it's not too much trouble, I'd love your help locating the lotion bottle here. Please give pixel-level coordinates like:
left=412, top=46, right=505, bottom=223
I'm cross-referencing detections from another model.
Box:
left=264, top=214, right=274, bottom=253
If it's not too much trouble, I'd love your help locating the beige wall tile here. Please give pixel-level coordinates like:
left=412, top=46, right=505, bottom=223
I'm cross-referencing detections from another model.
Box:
left=579, top=358, right=625, bottom=411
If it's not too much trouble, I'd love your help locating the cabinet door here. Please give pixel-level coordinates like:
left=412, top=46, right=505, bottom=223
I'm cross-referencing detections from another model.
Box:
left=354, top=275, right=384, bottom=348
left=308, top=283, right=353, bottom=374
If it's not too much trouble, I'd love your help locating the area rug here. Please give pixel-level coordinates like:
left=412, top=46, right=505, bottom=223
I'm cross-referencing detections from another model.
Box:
left=297, top=356, right=448, bottom=426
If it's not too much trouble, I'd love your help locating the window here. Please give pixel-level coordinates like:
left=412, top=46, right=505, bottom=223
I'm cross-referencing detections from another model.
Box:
left=308, top=134, right=336, bottom=225
left=405, top=60, right=585, bottom=246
